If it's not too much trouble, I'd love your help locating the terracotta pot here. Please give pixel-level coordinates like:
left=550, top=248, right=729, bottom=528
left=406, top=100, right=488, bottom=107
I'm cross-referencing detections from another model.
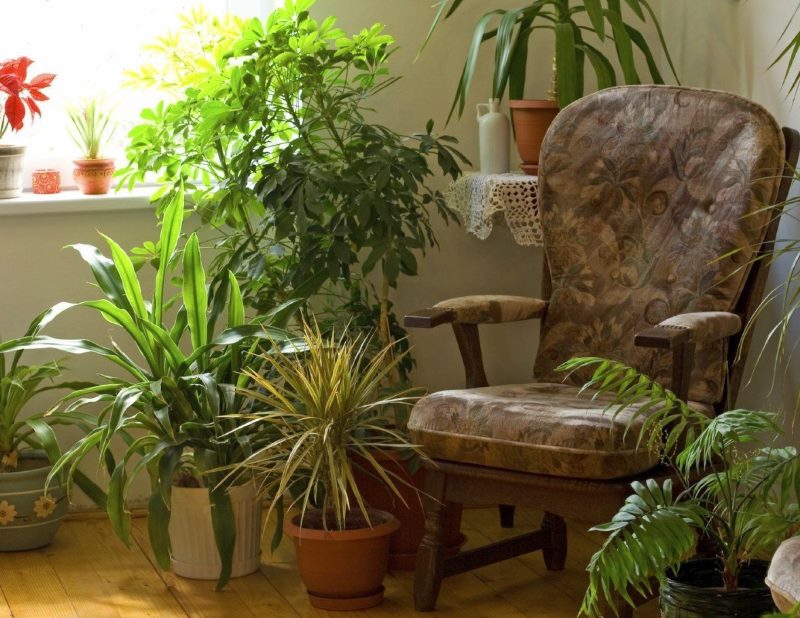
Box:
left=284, top=508, right=400, bottom=611
left=508, top=99, right=559, bottom=175
left=352, top=451, right=466, bottom=570
left=73, top=158, right=115, bottom=195
left=0, top=145, right=25, bottom=199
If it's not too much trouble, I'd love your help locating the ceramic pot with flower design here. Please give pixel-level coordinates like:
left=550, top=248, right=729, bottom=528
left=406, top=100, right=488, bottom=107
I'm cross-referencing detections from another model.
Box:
left=0, top=451, right=67, bottom=551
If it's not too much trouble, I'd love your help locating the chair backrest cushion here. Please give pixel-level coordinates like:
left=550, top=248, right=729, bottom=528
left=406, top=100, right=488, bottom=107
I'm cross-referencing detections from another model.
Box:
left=534, top=86, right=785, bottom=404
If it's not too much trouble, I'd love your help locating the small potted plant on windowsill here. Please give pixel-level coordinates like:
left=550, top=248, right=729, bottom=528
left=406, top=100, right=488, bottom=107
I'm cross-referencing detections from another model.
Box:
left=0, top=56, right=55, bottom=198
left=229, top=323, right=422, bottom=611
left=560, top=358, right=800, bottom=618
left=67, top=97, right=116, bottom=194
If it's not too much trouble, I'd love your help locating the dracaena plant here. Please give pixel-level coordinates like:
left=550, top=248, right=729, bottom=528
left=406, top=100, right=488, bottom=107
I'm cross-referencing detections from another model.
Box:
left=119, top=0, right=467, bottom=383
left=557, top=358, right=800, bottom=617
left=422, top=0, right=677, bottom=114
left=0, top=192, right=297, bottom=590
left=225, top=322, right=422, bottom=542
left=0, top=56, right=55, bottom=140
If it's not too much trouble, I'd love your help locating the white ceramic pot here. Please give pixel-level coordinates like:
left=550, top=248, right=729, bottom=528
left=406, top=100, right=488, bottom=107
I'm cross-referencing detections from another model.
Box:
left=168, top=483, right=261, bottom=580
left=0, top=145, right=25, bottom=199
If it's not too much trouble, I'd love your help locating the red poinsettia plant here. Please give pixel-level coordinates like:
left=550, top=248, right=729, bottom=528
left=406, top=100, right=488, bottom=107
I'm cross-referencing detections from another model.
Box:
left=0, top=56, right=55, bottom=140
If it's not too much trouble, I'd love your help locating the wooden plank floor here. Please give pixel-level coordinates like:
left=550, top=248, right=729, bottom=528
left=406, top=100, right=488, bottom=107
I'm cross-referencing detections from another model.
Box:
left=0, top=508, right=659, bottom=617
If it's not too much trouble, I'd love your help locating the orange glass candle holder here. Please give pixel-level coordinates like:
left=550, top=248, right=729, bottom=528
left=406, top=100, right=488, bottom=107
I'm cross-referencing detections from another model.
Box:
left=32, top=169, right=61, bottom=194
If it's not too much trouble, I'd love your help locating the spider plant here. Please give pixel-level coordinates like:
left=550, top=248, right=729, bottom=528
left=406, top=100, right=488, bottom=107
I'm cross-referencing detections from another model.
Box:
left=558, top=357, right=800, bottom=617
left=66, top=97, right=115, bottom=159
left=422, top=0, right=678, bottom=114
left=226, top=321, right=422, bottom=539
left=0, top=312, right=96, bottom=477
left=0, top=191, right=297, bottom=589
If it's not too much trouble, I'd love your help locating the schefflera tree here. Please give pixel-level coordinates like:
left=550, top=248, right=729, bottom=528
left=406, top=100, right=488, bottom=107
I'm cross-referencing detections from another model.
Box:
left=120, top=0, right=468, bottom=383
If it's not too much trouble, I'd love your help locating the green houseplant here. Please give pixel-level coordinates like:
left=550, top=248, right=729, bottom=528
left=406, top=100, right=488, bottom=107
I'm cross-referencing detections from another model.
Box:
left=67, top=97, right=116, bottom=194
left=0, top=192, right=296, bottom=589
left=227, top=322, right=421, bottom=610
left=423, top=0, right=676, bottom=172
left=0, top=313, right=99, bottom=551
left=558, top=358, right=799, bottom=617
left=119, top=0, right=467, bottom=383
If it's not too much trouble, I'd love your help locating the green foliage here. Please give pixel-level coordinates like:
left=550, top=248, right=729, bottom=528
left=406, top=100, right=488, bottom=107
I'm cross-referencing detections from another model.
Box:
left=556, top=359, right=800, bottom=616
left=123, top=5, right=245, bottom=94
left=66, top=98, right=116, bottom=160
left=771, top=3, right=800, bottom=99
left=226, top=322, right=422, bottom=536
left=0, top=194, right=298, bottom=589
left=0, top=313, right=95, bottom=472
left=423, top=0, right=678, bottom=113
left=119, top=1, right=467, bottom=382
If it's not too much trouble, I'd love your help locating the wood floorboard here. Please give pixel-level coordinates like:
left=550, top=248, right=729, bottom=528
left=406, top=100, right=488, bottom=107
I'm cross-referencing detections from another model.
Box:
left=0, top=507, right=654, bottom=617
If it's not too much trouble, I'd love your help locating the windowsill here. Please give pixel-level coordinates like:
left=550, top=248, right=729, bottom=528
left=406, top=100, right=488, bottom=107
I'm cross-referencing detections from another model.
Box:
left=0, top=187, right=156, bottom=217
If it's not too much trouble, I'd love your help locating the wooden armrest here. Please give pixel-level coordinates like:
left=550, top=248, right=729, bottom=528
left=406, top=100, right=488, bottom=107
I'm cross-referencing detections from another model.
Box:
left=404, top=295, right=547, bottom=329
left=634, top=325, right=692, bottom=349
left=404, top=308, right=456, bottom=329
left=635, top=312, right=742, bottom=349
left=634, top=312, right=740, bottom=401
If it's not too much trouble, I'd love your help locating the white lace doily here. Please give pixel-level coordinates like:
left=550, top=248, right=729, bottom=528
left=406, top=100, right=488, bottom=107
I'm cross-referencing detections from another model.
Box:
left=445, top=173, right=543, bottom=246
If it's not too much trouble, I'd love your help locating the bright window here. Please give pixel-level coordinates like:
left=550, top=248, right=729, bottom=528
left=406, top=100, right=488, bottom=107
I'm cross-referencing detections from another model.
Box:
left=5, top=0, right=279, bottom=189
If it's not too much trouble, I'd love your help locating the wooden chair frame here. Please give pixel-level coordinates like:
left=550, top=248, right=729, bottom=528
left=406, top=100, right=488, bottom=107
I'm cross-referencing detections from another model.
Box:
left=405, top=127, right=800, bottom=616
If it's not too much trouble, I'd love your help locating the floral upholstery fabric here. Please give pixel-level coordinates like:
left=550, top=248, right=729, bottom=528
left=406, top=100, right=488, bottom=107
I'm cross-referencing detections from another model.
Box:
left=534, top=86, right=785, bottom=404
left=408, top=382, right=713, bottom=480
left=658, top=311, right=742, bottom=343
left=433, top=295, right=547, bottom=324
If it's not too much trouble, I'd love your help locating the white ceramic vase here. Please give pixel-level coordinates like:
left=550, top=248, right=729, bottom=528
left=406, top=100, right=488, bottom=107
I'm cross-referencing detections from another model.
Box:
left=168, top=483, right=262, bottom=580
left=476, top=99, right=510, bottom=174
left=0, top=145, right=25, bottom=199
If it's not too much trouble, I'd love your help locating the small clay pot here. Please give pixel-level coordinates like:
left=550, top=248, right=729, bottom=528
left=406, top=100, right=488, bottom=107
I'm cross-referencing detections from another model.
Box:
left=284, top=508, right=399, bottom=611
left=73, top=158, right=115, bottom=195
left=508, top=99, right=560, bottom=175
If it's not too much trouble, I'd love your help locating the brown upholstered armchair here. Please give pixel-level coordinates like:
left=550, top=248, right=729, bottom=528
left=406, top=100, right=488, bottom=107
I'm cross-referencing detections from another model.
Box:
left=404, top=85, right=800, bottom=615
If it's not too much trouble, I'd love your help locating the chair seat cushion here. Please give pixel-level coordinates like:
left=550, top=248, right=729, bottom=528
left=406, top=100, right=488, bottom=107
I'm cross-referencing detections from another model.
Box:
left=408, top=382, right=712, bottom=480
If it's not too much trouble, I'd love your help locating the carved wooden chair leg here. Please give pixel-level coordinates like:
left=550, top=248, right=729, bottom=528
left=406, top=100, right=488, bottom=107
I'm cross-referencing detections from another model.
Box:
left=541, top=511, right=567, bottom=571
left=414, top=469, right=448, bottom=612
left=498, top=504, right=515, bottom=528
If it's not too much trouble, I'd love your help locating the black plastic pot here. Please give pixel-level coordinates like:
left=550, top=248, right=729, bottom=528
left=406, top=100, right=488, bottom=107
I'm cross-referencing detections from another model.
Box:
left=660, top=559, right=775, bottom=617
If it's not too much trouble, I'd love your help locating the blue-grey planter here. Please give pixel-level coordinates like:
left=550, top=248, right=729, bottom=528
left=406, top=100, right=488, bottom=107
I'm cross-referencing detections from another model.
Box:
left=0, top=452, right=67, bottom=551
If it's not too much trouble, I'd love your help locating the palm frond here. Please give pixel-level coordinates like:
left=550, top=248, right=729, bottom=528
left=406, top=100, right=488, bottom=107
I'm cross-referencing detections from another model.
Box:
left=581, top=479, right=705, bottom=617
left=557, top=357, right=711, bottom=459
